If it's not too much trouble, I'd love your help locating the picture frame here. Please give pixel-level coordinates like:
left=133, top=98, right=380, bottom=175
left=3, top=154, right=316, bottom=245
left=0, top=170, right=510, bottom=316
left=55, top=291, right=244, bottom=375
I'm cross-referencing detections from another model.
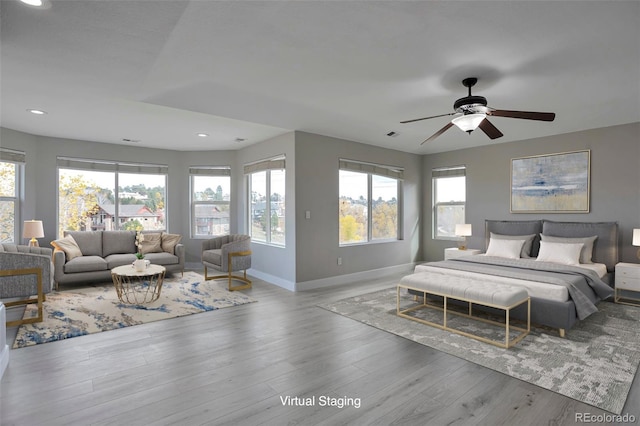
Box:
left=511, top=150, right=590, bottom=213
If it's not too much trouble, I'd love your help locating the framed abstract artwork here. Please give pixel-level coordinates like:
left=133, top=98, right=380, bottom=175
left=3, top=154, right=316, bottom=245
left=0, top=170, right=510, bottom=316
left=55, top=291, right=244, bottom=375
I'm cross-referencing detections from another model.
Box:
left=511, top=150, right=590, bottom=213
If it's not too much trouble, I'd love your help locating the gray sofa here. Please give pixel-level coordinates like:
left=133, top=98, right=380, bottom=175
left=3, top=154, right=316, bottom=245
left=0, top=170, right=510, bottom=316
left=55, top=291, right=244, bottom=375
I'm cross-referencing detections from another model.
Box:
left=53, top=230, right=184, bottom=287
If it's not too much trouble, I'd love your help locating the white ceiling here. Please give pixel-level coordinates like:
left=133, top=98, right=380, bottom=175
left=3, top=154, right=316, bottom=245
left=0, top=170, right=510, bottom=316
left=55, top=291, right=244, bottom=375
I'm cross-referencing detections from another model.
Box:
left=1, top=0, right=639, bottom=155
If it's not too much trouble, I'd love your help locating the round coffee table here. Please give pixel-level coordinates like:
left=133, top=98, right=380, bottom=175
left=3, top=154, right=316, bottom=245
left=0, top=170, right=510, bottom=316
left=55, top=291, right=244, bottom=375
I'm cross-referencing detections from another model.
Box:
left=111, top=264, right=166, bottom=304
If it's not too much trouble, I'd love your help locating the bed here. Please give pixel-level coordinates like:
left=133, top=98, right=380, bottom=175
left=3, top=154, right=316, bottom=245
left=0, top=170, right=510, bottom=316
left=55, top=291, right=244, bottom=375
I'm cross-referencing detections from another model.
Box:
left=408, top=220, right=618, bottom=336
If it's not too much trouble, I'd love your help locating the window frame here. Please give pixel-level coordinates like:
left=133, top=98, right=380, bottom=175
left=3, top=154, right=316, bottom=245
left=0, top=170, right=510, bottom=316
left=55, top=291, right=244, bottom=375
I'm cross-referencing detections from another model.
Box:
left=189, top=166, right=231, bottom=239
left=432, top=165, right=466, bottom=241
left=339, top=159, right=403, bottom=246
left=0, top=149, right=24, bottom=243
left=245, top=157, right=286, bottom=247
left=56, top=157, right=168, bottom=237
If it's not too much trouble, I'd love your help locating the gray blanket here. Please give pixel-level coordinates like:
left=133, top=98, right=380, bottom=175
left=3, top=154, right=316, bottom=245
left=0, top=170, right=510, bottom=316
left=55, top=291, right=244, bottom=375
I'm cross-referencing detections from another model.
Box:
left=425, top=256, right=614, bottom=320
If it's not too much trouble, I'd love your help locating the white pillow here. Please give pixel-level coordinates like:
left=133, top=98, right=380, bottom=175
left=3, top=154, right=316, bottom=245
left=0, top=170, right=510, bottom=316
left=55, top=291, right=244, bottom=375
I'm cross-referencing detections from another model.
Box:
left=536, top=241, right=583, bottom=265
left=485, top=238, right=526, bottom=259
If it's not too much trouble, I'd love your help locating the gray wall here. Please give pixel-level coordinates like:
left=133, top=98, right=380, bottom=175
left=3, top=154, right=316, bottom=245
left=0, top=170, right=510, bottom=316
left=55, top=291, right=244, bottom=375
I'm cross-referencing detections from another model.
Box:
left=422, top=122, right=640, bottom=264
left=294, top=131, right=422, bottom=288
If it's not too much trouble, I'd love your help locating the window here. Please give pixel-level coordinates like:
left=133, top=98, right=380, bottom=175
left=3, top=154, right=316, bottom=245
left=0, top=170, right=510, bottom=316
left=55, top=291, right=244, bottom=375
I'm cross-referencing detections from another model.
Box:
left=0, top=149, right=24, bottom=243
left=57, top=157, right=167, bottom=237
left=432, top=165, right=466, bottom=239
left=245, top=157, right=285, bottom=246
left=190, top=167, right=231, bottom=238
left=339, top=159, right=402, bottom=245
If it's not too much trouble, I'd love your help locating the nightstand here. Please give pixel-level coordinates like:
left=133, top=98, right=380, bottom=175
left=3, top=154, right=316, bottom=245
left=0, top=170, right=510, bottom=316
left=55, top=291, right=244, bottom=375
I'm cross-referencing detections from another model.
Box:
left=615, top=262, right=640, bottom=306
left=445, top=247, right=482, bottom=260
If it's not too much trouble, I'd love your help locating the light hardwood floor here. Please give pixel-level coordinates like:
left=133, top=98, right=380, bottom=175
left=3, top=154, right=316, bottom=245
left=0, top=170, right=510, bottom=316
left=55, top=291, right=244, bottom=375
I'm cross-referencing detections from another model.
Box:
left=1, top=271, right=638, bottom=426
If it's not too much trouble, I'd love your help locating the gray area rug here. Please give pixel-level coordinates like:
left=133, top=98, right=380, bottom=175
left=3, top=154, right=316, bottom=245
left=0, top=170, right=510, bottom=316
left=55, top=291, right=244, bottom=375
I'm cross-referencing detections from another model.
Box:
left=318, top=287, right=640, bottom=414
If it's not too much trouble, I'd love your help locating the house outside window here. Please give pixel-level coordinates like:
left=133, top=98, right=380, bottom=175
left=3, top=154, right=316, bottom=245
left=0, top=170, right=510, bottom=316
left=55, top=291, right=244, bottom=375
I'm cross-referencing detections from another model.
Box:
left=432, top=165, right=466, bottom=239
left=190, top=167, right=231, bottom=238
left=245, top=157, right=285, bottom=246
left=57, top=157, right=167, bottom=237
left=0, top=148, right=24, bottom=243
left=339, top=159, right=403, bottom=245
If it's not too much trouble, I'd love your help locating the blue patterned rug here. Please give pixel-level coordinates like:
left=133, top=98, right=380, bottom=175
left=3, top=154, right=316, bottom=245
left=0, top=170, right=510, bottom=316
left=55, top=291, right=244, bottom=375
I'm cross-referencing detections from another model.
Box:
left=319, top=287, right=640, bottom=415
left=13, top=271, right=255, bottom=348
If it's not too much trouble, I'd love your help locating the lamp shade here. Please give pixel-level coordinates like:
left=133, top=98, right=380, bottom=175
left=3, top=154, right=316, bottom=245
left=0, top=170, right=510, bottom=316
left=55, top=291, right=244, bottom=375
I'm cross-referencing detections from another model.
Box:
left=455, top=224, right=472, bottom=237
left=23, top=220, right=44, bottom=239
left=633, top=229, right=640, bottom=247
left=451, top=113, right=486, bottom=132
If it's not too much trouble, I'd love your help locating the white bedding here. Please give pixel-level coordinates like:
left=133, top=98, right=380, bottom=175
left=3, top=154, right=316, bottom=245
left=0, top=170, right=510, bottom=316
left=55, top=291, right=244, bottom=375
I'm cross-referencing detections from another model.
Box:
left=413, top=260, right=607, bottom=303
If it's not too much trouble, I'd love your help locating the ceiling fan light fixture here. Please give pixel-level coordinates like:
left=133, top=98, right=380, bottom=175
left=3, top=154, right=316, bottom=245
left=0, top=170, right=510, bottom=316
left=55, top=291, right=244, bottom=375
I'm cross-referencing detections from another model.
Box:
left=451, top=113, right=486, bottom=132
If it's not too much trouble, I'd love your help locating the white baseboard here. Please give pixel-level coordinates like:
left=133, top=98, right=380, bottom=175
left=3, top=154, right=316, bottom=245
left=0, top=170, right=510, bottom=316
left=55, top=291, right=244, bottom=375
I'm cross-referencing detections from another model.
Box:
left=247, top=269, right=296, bottom=292
left=0, top=304, right=8, bottom=380
left=295, top=263, right=416, bottom=291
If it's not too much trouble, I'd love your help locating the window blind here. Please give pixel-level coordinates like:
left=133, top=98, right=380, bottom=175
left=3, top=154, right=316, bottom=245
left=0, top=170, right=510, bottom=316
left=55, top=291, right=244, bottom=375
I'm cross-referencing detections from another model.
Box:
left=189, top=166, right=231, bottom=176
left=432, top=165, right=466, bottom=178
left=0, top=148, right=26, bottom=164
left=339, top=159, right=404, bottom=180
left=243, top=157, right=285, bottom=174
left=57, top=157, right=168, bottom=174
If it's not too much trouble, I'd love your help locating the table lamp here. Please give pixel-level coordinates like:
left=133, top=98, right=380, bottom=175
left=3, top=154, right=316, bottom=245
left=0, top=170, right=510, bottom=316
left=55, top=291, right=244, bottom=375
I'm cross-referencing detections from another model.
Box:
left=633, top=228, right=640, bottom=260
left=455, top=224, right=472, bottom=250
left=23, top=220, right=44, bottom=247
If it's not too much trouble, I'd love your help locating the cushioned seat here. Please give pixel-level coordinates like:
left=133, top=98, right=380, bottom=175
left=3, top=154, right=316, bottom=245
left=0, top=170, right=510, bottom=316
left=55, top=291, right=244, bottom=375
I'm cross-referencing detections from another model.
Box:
left=202, top=235, right=252, bottom=291
left=63, top=256, right=108, bottom=273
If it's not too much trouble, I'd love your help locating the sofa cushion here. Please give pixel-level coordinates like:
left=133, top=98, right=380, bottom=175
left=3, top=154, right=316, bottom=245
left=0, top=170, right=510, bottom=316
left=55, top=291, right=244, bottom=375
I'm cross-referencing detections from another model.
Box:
left=0, top=244, right=17, bottom=253
left=161, top=233, right=182, bottom=255
left=105, top=253, right=137, bottom=269
left=65, top=231, right=103, bottom=257
left=63, top=256, right=108, bottom=273
left=144, top=252, right=179, bottom=265
left=139, top=232, right=163, bottom=255
left=103, top=231, right=136, bottom=256
left=51, top=235, right=83, bottom=260
left=202, top=249, right=222, bottom=266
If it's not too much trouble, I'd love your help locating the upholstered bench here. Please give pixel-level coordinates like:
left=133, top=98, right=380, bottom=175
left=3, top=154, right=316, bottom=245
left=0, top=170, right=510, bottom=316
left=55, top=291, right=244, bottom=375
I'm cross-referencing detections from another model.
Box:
left=397, top=272, right=530, bottom=348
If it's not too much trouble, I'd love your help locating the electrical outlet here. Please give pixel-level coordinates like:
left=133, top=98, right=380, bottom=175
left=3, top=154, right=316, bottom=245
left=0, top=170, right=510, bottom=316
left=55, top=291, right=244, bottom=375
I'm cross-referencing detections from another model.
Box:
left=337, top=257, right=342, bottom=265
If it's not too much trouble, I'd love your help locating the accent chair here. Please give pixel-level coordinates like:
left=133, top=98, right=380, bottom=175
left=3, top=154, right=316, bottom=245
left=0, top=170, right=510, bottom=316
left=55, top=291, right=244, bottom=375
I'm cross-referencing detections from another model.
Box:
left=0, top=244, right=54, bottom=327
left=201, top=235, right=252, bottom=291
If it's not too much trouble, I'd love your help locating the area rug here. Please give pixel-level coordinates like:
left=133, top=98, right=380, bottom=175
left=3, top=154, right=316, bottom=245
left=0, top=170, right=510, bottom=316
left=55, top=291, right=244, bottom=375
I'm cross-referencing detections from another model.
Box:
left=13, top=271, right=256, bottom=349
left=318, top=287, right=640, bottom=414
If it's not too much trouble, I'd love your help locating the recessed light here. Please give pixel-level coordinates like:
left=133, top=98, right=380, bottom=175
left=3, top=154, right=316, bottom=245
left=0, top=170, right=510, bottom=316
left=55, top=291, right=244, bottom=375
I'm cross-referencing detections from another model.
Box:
left=27, top=109, right=47, bottom=115
left=197, top=133, right=209, bottom=137
left=20, top=0, right=43, bottom=6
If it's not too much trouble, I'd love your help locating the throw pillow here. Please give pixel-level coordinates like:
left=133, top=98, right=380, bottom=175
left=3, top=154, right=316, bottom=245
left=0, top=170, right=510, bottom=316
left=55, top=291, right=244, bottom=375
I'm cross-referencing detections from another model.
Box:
left=138, top=233, right=163, bottom=255
left=161, top=233, right=182, bottom=254
left=485, top=238, right=526, bottom=259
left=540, top=234, right=598, bottom=264
left=536, top=241, right=583, bottom=265
left=51, top=234, right=83, bottom=260
left=490, top=232, right=537, bottom=258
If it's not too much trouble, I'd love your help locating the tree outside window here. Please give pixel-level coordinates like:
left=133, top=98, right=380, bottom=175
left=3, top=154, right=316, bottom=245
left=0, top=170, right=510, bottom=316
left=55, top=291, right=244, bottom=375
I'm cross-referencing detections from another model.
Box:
left=0, top=160, right=18, bottom=243
left=247, top=160, right=286, bottom=246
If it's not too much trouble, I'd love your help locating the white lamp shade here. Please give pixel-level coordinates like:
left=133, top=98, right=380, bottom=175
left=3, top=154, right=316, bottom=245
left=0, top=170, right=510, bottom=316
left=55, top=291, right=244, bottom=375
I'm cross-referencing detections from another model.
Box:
left=455, top=224, right=472, bottom=237
left=633, top=228, right=640, bottom=246
left=451, top=113, right=486, bottom=132
left=23, top=220, right=44, bottom=239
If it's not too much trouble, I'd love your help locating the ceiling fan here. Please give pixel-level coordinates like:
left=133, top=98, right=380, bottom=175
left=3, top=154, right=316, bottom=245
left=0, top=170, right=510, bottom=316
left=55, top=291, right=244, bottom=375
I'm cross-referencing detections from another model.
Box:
left=401, top=78, right=556, bottom=145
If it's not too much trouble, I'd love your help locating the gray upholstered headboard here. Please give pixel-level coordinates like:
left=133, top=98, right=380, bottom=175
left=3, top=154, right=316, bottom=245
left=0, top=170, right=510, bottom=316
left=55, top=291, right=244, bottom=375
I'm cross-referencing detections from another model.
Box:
left=484, top=220, right=619, bottom=272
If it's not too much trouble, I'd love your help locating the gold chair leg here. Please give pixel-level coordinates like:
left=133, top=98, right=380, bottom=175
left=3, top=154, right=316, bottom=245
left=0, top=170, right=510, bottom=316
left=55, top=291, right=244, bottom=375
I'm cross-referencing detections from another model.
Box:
left=203, top=251, right=252, bottom=291
left=1, top=267, right=45, bottom=327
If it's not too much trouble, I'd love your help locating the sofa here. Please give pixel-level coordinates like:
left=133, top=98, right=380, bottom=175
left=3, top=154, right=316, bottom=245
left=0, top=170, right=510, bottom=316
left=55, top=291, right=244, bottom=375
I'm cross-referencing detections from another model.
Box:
left=52, top=230, right=184, bottom=287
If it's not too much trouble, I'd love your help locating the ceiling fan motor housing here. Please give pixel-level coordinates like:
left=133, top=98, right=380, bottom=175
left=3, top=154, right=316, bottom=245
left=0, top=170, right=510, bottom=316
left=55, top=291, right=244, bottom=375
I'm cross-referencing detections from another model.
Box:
left=453, top=95, right=488, bottom=114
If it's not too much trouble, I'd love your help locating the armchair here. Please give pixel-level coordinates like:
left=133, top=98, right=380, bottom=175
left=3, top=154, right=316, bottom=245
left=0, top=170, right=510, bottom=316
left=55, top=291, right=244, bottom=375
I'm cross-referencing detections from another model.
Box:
left=202, top=235, right=252, bottom=291
left=0, top=244, right=54, bottom=327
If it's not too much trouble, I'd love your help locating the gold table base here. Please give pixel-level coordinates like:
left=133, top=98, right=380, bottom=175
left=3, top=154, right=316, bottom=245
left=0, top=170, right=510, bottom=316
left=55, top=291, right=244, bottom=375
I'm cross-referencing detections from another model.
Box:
left=111, top=265, right=166, bottom=304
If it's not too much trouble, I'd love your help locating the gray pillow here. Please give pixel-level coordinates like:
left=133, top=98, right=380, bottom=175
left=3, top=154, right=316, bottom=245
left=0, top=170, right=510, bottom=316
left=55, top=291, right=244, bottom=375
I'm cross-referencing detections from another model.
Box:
left=540, top=234, right=598, bottom=264
left=490, top=232, right=537, bottom=258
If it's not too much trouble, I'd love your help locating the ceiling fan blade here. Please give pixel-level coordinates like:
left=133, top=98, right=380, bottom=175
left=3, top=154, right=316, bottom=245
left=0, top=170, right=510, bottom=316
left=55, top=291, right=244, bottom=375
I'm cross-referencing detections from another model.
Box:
left=401, top=112, right=456, bottom=124
left=487, top=109, right=556, bottom=121
left=478, top=118, right=503, bottom=140
left=421, top=122, right=454, bottom=145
